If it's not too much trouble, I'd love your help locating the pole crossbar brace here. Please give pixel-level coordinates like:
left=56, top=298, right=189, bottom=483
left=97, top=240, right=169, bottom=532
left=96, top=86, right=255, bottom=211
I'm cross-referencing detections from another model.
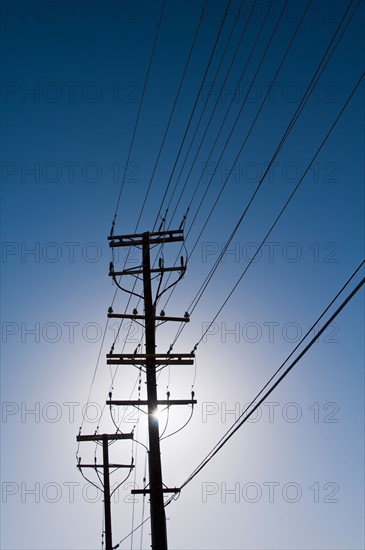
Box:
left=107, top=313, right=190, bottom=322
left=78, top=464, right=134, bottom=469
left=77, top=433, right=133, bottom=442
left=111, top=266, right=186, bottom=276
left=107, top=353, right=194, bottom=359
left=106, top=353, right=194, bottom=366
left=108, top=229, right=184, bottom=240
left=107, top=359, right=194, bottom=366
left=131, top=488, right=181, bottom=495
left=107, top=400, right=197, bottom=407
left=108, top=229, right=184, bottom=247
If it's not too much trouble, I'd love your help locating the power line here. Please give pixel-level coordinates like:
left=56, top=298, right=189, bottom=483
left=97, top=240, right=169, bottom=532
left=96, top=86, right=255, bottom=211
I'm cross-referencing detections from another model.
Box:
left=163, top=0, right=248, bottom=224
left=113, top=0, right=166, bottom=225
left=166, top=3, right=361, bottom=349
left=158, top=0, right=282, bottom=308
left=192, top=70, right=364, bottom=349
left=166, top=0, right=267, bottom=228
left=133, top=0, right=209, bottom=231
left=152, top=0, right=234, bottom=231
left=186, top=0, right=356, bottom=266
left=182, top=260, right=364, bottom=485
left=161, top=0, right=316, bottom=309
left=179, top=267, right=365, bottom=490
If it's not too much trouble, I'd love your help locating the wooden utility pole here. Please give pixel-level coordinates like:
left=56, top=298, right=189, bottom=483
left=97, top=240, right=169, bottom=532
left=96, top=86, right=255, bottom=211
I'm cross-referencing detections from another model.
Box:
left=142, top=232, right=167, bottom=549
left=76, top=432, right=134, bottom=550
left=108, top=230, right=197, bottom=550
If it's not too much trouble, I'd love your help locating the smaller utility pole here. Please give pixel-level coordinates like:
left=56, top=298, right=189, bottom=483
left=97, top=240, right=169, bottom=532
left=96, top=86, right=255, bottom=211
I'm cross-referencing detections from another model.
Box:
left=76, top=432, right=134, bottom=550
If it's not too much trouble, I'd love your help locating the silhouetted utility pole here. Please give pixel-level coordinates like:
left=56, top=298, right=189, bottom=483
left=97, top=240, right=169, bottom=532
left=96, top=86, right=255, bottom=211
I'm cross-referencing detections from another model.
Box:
left=108, top=230, right=197, bottom=550
left=76, top=432, right=134, bottom=550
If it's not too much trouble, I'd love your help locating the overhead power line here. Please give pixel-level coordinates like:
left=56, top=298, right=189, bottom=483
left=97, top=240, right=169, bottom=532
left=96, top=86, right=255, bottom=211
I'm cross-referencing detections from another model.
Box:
left=179, top=266, right=365, bottom=491
left=158, top=0, right=286, bottom=310
left=192, top=70, right=364, bottom=349
left=153, top=0, right=234, bottom=230
left=113, top=0, right=166, bottom=225
left=134, top=0, right=209, bottom=232
left=167, top=5, right=362, bottom=350
left=163, top=0, right=249, bottom=225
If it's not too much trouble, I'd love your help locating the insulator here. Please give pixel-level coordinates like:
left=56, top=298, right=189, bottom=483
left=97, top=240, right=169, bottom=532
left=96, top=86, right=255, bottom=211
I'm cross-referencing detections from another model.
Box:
left=167, top=391, right=170, bottom=399
left=109, top=391, right=112, bottom=399
left=184, top=311, right=189, bottom=319
left=191, top=390, right=195, bottom=399
left=180, top=256, right=184, bottom=267
left=109, top=261, right=114, bottom=273
left=159, top=257, right=162, bottom=268
left=133, top=308, right=138, bottom=315
left=160, top=310, right=165, bottom=317
left=108, top=306, right=113, bottom=314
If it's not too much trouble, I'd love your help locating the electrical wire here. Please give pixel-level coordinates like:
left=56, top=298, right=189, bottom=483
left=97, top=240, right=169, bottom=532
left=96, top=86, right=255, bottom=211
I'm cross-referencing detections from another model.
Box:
left=113, top=0, right=166, bottom=224
left=163, top=0, right=248, bottom=223
left=160, top=405, right=195, bottom=441
left=166, top=0, right=263, bottom=227
left=158, top=0, right=290, bottom=307
left=179, top=269, right=365, bottom=490
left=166, top=3, right=361, bottom=350
left=192, top=71, right=364, bottom=349
left=133, top=0, right=208, bottom=231
left=162, top=0, right=358, bottom=320
left=152, top=0, right=234, bottom=231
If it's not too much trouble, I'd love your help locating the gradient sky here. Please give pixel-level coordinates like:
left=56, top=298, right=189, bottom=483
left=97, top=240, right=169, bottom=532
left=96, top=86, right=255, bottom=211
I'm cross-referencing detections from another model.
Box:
left=1, top=1, right=364, bottom=549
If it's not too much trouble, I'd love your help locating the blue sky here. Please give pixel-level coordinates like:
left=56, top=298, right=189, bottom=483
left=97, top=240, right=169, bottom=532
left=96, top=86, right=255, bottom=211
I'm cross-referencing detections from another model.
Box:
left=1, top=0, right=364, bottom=549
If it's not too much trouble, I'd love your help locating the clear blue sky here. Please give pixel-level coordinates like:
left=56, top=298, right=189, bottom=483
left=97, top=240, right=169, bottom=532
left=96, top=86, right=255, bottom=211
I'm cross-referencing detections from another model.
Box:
left=1, top=1, right=364, bottom=549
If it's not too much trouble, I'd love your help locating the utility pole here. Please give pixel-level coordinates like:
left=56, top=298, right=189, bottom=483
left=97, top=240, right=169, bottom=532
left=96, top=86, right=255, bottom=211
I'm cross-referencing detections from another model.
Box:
left=76, top=432, right=134, bottom=550
left=108, top=230, right=197, bottom=550
left=142, top=232, right=167, bottom=549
